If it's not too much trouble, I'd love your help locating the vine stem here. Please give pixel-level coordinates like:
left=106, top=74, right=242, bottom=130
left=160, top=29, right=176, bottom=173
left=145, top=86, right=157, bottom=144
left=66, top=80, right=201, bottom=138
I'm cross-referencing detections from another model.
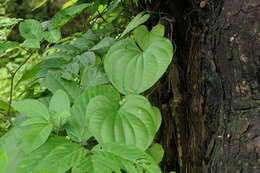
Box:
left=6, top=51, right=33, bottom=119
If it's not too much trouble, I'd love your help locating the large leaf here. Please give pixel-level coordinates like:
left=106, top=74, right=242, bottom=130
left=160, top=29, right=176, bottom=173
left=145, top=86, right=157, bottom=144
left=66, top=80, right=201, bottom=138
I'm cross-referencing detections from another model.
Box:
left=72, top=143, right=162, bottom=173
left=86, top=94, right=161, bottom=150
left=43, top=71, right=81, bottom=101
left=16, top=136, right=85, bottom=173
left=0, top=128, right=25, bottom=173
left=120, top=11, right=150, bottom=38
left=12, top=99, right=50, bottom=121
left=66, top=85, right=120, bottom=143
left=104, top=25, right=174, bottom=94
left=0, top=124, right=52, bottom=173
left=19, top=19, right=43, bottom=40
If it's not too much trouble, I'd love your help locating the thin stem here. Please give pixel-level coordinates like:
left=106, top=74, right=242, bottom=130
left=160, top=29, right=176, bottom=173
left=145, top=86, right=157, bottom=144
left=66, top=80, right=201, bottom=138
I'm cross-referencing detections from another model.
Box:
left=6, top=51, right=33, bottom=118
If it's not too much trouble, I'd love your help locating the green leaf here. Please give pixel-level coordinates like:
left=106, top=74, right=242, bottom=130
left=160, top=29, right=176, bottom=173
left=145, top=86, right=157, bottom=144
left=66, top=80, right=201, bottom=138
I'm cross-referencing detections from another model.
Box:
left=151, top=24, right=165, bottom=36
left=62, top=0, right=79, bottom=9
left=0, top=41, right=19, bottom=54
left=16, top=136, right=85, bottom=173
left=18, top=123, right=53, bottom=153
left=0, top=128, right=25, bottom=173
left=19, top=19, right=43, bottom=40
left=43, top=72, right=81, bottom=101
left=76, top=51, right=96, bottom=69
left=22, top=39, right=41, bottom=48
left=33, top=0, right=49, bottom=10
left=0, top=150, right=8, bottom=173
left=15, top=64, right=40, bottom=88
left=49, top=90, right=71, bottom=129
left=31, top=169, right=56, bottom=173
left=81, top=64, right=109, bottom=90
left=0, top=100, right=9, bottom=111
left=49, top=90, right=70, bottom=114
left=146, top=143, right=164, bottom=164
left=49, top=3, right=91, bottom=29
left=44, top=29, right=61, bottom=43
left=12, top=99, right=50, bottom=120
left=90, top=37, right=116, bottom=57
left=72, top=143, right=162, bottom=173
left=66, top=85, right=120, bottom=143
left=104, top=25, right=174, bottom=94
left=120, top=11, right=150, bottom=38
left=86, top=94, right=161, bottom=150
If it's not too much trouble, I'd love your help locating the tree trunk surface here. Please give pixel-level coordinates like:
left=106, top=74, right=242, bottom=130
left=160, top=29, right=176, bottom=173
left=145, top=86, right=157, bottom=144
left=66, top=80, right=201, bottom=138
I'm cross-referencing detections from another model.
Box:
left=147, top=0, right=260, bottom=172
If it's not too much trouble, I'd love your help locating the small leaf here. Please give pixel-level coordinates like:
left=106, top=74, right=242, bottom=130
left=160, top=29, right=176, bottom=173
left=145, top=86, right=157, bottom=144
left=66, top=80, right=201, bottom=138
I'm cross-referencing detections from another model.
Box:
left=33, top=0, right=49, bottom=11
left=19, top=19, right=43, bottom=40
left=90, top=37, right=116, bottom=57
left=120, top=11, right=150, bottom=38
left=49, top=90, right=71, bottom=128
left=76, top=51, right=96, bottom=69
left=146, top=143, right=164, bottom=163
left=22, top=39, right=41, bottom=48
left=44, top=29, right=61, bottom=43
left=12, top=99, right=50, bottom=120
left=151, top=24, right=165, bottom=36
left=43, top=71, right=81, bottom=101
left=81, top=65, right=109, bottom=90
left=49, top=90, right=70, bottom=114
left=0, top=41, right=19, bottom=54
left=15, top=64, right=40, bottom=88
left=49, top=3, right=91, bottom=29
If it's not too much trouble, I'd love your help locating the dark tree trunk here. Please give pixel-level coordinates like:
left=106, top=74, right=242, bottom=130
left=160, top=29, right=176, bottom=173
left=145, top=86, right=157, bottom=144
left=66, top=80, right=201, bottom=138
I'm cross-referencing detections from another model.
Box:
left=146, top=0, right=260, bottom=172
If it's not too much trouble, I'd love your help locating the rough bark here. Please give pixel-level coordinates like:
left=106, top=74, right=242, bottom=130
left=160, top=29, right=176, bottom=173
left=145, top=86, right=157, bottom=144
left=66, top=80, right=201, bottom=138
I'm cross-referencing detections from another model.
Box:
left=146, top=0, right=260, bottom=172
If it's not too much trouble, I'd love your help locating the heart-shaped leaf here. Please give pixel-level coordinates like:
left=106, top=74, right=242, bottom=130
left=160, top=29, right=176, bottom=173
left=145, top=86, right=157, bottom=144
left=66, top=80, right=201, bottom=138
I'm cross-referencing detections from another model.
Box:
left=66, top=85, right=120, bottom=143
left=86, top=94, right=161, bottom=150
left=104, top=25, right=174, bottom=94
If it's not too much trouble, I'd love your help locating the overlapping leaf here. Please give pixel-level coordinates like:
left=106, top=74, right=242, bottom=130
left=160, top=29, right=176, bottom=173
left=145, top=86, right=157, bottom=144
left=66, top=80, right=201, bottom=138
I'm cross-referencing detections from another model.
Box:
left=86, top=94, right=161, bottom=150
left=66, top=85, right=120, bottom=143
left=16, top=137, right=85, bottom=173
left=72, top=143, right=162, bottom=173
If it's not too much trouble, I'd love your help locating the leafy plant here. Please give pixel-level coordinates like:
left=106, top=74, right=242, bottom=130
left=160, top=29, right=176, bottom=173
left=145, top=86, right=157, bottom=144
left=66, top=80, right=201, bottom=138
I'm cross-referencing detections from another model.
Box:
left=0, top=1, right=175, bottom=172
